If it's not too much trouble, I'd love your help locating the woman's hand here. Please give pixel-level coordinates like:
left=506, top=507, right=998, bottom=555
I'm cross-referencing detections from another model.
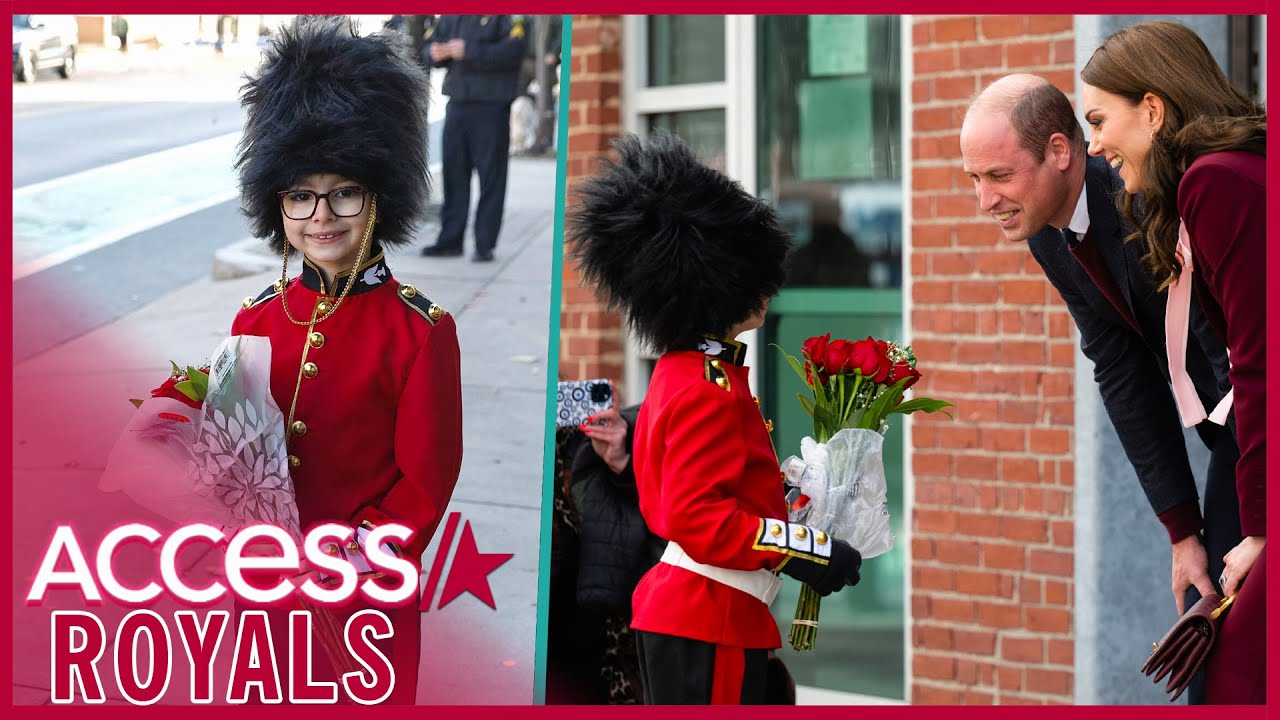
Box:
left=1221, top=535, right=1266, bottom=597
left=581, top=406, right=630, bottom=475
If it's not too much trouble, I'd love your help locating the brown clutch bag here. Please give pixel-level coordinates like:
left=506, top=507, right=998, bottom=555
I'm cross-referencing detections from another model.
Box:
left=1141, top=592, right=1235, bottom=702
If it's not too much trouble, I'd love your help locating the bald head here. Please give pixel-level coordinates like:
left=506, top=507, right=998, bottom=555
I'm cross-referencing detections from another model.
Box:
left=964, top=74, right=1086, bottom=164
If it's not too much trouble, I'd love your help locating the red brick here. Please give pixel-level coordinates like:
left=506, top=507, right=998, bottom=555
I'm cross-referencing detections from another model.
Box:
left=1042, top=69, right=1076, bottom=96
left=974, top=372, right=1024, bottom=396
left=936, top=426, right=980, bottom=450
left=978, top=601, right=1022, bottom=629
left=913, top=18, right=931, bottom=45
left=936, top=539, right=982, bottom=566
left=916, top=623, right=954, bottom=650
left=1004, top=517, right=1049, bottom=543
left=1052, top=38, right=1075, bottom=65
left=1030, top=550, right=1073, bottom=577
left=954, top=629, right=997, bottom=655
left=953, top=222, right=998, bottom=247
left=1029, top=428, right=1070, bottom=455
left=959, top=43, right=1004, bottom=70
left=914, top=48, right=957, bottom=74
left=913, top=78, right=932, bottom=104
left=914, top=566, right=956, bottom=591
left=913, top=280, right=954, bottom=304
left=957, top=398, right=1000, bottom=423
left=935, top=74, right=978, bottom=101
left=1022, top=577, right=1042, bottom=603
left=1044, top=580, right=1069, bottom=605
left=916, top=508, right=958, bottom=534
left=1050, top=341, right=1076, bottom=366
left=917, top=132, right=962, bottom=160
left=1051, top=520, right=1074, bottom=547
left=982, top=427, right=1026, bottom=452
left=932, top=597, right=978, bottom=623
left=913, top=654, right=956, bottom=681
left=914, top=685, right=964, bottom=704
left=1042, top=372, right=1073, bottom=398
left=1029, top=15, right=1073, bottom=34
left=980, top=15, right=1028, bottom=39
left=914, top=452, right=954, bottom=476
left=934, top=17, right=977, bottom=43
left=964, top=690, right=996, bottom=704
left=1002, top=636, right=1044, bottom=663
left=916, top=106, right=957, bottom=131
left=932, top=250, right=977, bottom=275
left=999, top=694, right=1044, bottom=705
left=912, top=592, right=931, bottom=618
left=939, top=194, right=983, bottom=221
left=955, top=659, right=980, bottom=684
left=956, top=455, right=998, bottom=480
left=1046, top=399, right=1074, bottom=424
left=1007, top=40, right=1052, bottom=68
left=955, top=340, right=1000, bottom=364
left=956, top=512, right=1004, bottom=538
left=1026, top=668, right=1073, bottom=696
left=1000, top=400, right=1040, bottom=425
left=956, top=569, right=1004, bottom=596
left=998, top=457, right=1041, bottom=483
left=1002, top=279, right=1047, bottom=305
left=915, top=165, right=957, bottom=192
left=950, top=309, right=979, bottom=333
left=997, top=665, right=1023, bottom=691
left=983, top=542, right=1027, bottom=570
left=1049, top=312, right=1074, bottom=338
left=1048, top=638, right=1074, bottom=666
left=914, top=224, right=952, bottom=248
left=977, top=250, right=1025, bottom=275
left=1026, top=607, right=1072, bottom=634
left=1002, top=340, right=1047, bottom=365
left=911, top=338, right=954, bottom=363
left=956, top=281, right=999, bottom=304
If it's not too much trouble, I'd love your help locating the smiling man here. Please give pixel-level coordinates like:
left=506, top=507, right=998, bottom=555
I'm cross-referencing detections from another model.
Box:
left=960, top=73, right=1240, bottom=706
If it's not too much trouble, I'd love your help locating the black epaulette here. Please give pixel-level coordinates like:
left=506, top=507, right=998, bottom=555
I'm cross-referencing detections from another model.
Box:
left=397, top=284, right=445, bottom=325
left=240, top=280, right=284, bottom=311
left=703, top=355, right=731, bottom=392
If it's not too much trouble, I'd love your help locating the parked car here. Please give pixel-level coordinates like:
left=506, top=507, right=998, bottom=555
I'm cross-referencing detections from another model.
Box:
left=13, top=14, right=78, bottom=83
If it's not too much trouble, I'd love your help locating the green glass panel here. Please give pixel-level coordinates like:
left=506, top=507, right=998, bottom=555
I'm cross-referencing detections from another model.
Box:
left=647, top=16, right=725, bottom=86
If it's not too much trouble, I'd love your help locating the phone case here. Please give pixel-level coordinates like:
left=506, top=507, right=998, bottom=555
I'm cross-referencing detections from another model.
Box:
left=556, top=379, right=614, bottom=428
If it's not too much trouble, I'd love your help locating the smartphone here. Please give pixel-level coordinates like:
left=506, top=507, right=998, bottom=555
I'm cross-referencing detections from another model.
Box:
left=556, top=379, right=614, bottom=428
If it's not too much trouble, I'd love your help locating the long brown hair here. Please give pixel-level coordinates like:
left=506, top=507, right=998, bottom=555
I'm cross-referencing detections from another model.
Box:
left=1081, top=21, right=1265, bottom=289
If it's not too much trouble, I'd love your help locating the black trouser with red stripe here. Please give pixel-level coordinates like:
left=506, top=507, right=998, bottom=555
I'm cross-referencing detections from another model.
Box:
left=636, top=631, right=769, bottom=705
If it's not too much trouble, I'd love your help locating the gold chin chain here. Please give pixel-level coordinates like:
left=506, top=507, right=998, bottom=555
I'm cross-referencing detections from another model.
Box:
left=278, top=195, right=378, bottom=326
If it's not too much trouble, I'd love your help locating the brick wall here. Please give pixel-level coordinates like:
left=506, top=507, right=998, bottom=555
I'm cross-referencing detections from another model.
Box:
left=908, top=15, right=1078, bottom=705
left=559, top=15, right=626, bottom=385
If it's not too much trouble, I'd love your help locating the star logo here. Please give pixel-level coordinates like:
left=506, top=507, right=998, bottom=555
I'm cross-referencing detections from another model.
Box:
left=419, top=512, right=513, bottom=611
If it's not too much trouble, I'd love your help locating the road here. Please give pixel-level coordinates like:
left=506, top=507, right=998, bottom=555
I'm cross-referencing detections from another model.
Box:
left=12, top=44, right=447, bottom=363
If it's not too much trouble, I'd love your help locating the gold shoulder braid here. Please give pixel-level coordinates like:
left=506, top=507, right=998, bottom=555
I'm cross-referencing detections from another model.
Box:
left=703, top=356, right=730, bottom=392
left=278, top=195, right=378, bottom=327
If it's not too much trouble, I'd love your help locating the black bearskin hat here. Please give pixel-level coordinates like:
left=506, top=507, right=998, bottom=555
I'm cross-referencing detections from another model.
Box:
left=567, top=132, right=792, bottom=354
left=236, top=16, right=430, bottom=252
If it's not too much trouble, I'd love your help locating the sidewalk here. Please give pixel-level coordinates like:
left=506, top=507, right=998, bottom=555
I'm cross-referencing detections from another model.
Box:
left=11, top=156, right=557, bottom=704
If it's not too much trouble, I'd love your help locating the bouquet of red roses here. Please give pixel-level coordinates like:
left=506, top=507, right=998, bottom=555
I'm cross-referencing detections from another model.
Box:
left=775, top=334, right=952, bottom=651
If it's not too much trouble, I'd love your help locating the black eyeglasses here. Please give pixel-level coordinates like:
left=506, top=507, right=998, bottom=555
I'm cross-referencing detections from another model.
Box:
left=278, top=186, right=370, bottom=220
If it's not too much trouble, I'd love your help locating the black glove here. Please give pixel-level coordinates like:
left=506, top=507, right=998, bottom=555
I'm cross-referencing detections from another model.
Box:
left=778, top=538, right=861, bottom=596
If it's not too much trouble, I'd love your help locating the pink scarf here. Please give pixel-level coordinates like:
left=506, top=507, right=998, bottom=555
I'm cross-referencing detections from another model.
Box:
left=1166, top=221, right=1233, bottom=427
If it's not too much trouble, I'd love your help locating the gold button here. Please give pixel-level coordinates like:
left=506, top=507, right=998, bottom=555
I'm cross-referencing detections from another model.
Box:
left=242, top=296, right=254, bottom=309
left=770, top=524, right=783, bottom=538
left=308, top=332, right=325, bottom=349
left=322, top=543, right=340, bottom=556
left=796, top=527, right=808, bottom=541
left=710, top=359, right=722, bottom=369
left=273, top=279, right=285, bottom=292
left=302, top=362, right=318, bottom=379
left=288, top=455, right=301, bottom=469
left=765, top=419, right=774, bottom=432
left=754, top=397, right=761, bottom=406
left=428, top=304, right=445, bottom=321
left=346, top=541, right=361, bottom=554
left=291, top=420, right=308, bottom=436
left=316, top=300, right=333, bottom=315
left=715, top=376, right=728, bottom=389
left=399, top=284, right=417, bottom=299
left=816, top=531, right=828, bottom=545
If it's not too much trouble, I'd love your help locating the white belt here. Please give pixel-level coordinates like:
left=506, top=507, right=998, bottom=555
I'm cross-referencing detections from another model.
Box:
left=660, top=542, right=782, bottom=605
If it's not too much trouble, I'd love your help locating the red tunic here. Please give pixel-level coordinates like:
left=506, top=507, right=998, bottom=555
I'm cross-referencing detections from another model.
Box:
left=231, top=250, right=463, bottom=703
left=630, top=340, right=790, bottom=649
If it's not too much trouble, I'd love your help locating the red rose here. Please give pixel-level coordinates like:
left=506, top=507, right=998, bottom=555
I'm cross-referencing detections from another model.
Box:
left=850, top=337, right=892, bottom=383
left=889, top=359, right=922, bottom=390
left=150, top=376, right=202, bottom=410
left=804, top=361, right=830, bottom=388
left=824, top=339, right=857, bottom=374
left=803, top=333, right=831, bottom=371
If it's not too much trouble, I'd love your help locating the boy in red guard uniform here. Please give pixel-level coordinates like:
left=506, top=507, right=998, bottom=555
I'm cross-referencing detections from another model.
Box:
left=567, top=133, right=862, bottom=705
left=232, top=16, right=463, bottom=703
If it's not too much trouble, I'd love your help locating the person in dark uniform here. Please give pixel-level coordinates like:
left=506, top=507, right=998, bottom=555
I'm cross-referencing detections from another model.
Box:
left=566, top=132, right=862, bottom=705
left=961, top=74, right=1241, bottom=705
left=422, top=15, right=527, bottom=263
left=233, top=16, right=463, bottom=703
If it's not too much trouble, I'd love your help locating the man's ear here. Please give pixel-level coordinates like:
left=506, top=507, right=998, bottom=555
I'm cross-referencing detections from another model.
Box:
left=1045, top=132, right=1072, bottom=171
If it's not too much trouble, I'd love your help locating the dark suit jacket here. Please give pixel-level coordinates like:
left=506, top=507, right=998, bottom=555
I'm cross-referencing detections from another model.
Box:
left=1027, top=155, right=1233, bottom=540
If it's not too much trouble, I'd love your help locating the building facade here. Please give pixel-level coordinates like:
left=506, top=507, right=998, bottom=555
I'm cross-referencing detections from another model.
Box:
left=561, top=14, right=1264, bottom=704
